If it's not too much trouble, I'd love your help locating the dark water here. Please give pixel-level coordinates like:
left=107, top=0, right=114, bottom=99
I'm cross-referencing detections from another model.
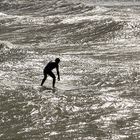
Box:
left=0, top=0, right=140, bottom=139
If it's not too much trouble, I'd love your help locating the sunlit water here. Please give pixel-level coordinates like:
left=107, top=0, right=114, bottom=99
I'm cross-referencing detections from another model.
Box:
left=0, top=0, right=140, bottom=139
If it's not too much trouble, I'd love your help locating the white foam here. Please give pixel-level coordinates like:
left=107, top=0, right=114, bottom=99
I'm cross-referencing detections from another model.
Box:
left=66, top=129, right=77, bottom=133
left=0, top=12, right=7, bottom=16
left=0, top=41, right=15, bottom=49
left=0, top=71, right=5, bottom=77
left=31, top=109, right=39, bottom=115
left=0, top=134, right=4, bottom=137
left=94, top=5, right=109, bottom=13
left=61, top=15, right=104, bottom=24
left=0, top=13, right=48, bottom=25
left=49, top=131, right=59, bottom=136
left=60, top=13, right=119, bottom=24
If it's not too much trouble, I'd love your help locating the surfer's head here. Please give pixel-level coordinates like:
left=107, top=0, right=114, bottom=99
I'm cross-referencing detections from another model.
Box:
left=55, top=58, right=60, bottom=63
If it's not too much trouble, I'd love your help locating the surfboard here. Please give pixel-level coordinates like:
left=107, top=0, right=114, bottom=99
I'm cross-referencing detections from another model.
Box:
left=39, top=86, right=53, bottom=92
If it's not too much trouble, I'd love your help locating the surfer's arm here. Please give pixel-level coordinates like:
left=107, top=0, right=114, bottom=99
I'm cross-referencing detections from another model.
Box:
left=56, top=65, right=60, bottom=81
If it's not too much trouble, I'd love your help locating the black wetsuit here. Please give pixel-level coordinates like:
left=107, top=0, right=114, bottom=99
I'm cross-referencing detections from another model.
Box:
left=41, top=61, right=60, bottom=87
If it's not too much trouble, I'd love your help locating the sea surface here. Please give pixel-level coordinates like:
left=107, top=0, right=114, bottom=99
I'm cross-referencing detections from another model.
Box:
left=0, top=0, right=140, bottom=139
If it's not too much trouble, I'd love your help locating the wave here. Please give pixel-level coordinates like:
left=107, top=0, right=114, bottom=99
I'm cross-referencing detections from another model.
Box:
left=0, top=40, right=27, bottom=63
left=0, top=0, right=140, bottom=17
left=0, top=5, right=109, bottom=26
left=0, top=0, right=139, bottom=45
left=75, top=0, right=140, bottom=6
left=0, top=0, right=94, bottom=16
left=0, top=40, right=15, bottom=51
left=61, top=14, right=115, bottom=24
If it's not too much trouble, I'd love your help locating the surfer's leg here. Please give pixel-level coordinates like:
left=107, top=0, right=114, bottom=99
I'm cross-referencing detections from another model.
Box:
left=48, top=72, right=56, bottom=88
left=41, top=73, right=47, bottom=86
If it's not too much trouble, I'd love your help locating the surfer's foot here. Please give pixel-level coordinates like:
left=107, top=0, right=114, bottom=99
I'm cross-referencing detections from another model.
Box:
left=53, top=85, right=56, bottom=89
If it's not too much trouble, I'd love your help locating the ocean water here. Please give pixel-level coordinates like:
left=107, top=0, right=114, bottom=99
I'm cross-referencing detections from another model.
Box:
left=0, top=0, right=140, bottom=140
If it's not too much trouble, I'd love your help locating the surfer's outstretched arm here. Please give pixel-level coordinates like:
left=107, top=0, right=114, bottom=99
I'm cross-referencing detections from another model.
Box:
left=56, top=66, right=60, bottom=81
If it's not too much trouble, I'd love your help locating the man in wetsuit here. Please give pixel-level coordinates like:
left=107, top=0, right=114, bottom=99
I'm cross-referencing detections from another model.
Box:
left=41, top=58, right=60, bottom=88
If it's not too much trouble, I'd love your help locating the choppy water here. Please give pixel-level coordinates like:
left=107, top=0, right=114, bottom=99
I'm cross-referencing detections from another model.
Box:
left=0, top=0, right=140, bottom=140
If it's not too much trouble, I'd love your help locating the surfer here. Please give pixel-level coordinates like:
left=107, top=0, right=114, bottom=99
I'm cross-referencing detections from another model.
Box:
left=41, top=58, right=60, bottom=88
